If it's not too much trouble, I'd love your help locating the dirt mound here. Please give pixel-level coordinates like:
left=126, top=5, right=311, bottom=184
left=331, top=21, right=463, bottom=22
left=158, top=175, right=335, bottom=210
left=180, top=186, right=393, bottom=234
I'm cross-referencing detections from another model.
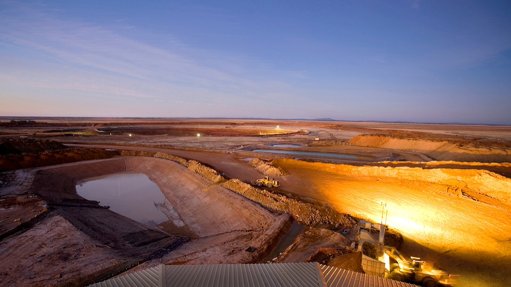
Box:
left=277, top=227, right=348, bottom=263
left=187, top=160, right=225, bottom=183
left=249, top=158, right=285, bottom=177
left=221, top=179, right=355, bottom=228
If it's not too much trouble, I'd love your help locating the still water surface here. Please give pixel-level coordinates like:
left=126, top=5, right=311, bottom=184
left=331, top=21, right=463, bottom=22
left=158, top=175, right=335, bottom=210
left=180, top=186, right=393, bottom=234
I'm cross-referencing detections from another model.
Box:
left=270, top=144, right=303, bottom=148
left=253, top=149, right=357, bottom=160
left=76, top=173, right=186, bottom=234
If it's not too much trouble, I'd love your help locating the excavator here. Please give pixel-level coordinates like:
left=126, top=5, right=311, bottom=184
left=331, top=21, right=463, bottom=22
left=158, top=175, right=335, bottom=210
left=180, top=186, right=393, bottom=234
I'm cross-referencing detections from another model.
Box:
left=384, top=247, right=456, bottom=287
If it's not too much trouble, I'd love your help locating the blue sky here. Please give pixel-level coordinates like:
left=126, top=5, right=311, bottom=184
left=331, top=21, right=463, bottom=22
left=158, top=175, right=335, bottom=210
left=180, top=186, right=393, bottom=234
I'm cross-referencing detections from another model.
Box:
left=1, top=0, right=510, bottom=124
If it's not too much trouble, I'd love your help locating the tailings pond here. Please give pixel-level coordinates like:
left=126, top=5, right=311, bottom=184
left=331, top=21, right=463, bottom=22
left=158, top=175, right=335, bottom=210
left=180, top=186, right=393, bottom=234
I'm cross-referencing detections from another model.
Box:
left=77, top=173, right=191, bottom=236
left=253, top=149, right=357, bottom=160
left=270, top=144, right=303, bottom=148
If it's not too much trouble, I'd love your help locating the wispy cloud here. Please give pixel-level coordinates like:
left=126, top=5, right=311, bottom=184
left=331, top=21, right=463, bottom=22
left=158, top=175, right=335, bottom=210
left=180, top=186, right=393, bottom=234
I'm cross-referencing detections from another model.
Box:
left=0, top=2, right=307, bottom=117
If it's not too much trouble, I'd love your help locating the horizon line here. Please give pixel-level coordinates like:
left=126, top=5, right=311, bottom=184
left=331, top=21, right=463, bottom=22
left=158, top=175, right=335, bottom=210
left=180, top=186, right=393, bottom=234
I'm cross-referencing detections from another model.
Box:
left=1, top=116, right=510, bottom=127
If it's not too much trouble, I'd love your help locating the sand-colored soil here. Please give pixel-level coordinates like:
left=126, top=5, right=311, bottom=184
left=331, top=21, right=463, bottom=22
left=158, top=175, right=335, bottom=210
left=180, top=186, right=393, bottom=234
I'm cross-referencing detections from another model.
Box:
left=0, top=194, right=47, bottom=238
left=278, top=227, right=348, bottom=263
left=0, top=156, right=288, bottom=285
left=376, top=160, right=511, bottom=179
left=136, top=214, right=289, bottom=268
left=8, top=118, right=506, bottom=169
left=122, top=156, right=284, bottom=237
left=249, top=158, right=285, bottom=177
left=0, top=214, right=125, bottom=287
left=2, top=119, right=511, bottom=286
left=275, top=159, right=511, bottom=287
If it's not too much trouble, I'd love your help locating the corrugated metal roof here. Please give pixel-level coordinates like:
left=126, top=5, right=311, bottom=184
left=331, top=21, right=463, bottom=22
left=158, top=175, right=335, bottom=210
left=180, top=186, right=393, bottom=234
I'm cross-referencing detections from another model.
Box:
left=320, top=264, right=417, bottom=287
left=91, top=262, right=418, bottom=287
left=163, top=263, right=323, bottom=287
left=92, top=265, right=161, bottom=287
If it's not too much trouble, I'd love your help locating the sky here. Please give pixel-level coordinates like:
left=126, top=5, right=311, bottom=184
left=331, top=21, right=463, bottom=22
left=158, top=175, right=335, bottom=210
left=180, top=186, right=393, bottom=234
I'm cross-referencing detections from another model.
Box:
left=0, top=0, right=510, bottom=124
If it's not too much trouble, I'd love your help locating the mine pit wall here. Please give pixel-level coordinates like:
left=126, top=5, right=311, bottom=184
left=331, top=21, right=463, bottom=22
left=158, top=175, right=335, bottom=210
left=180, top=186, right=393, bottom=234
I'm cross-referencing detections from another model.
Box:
left=221, top=179, right=355, bottom=228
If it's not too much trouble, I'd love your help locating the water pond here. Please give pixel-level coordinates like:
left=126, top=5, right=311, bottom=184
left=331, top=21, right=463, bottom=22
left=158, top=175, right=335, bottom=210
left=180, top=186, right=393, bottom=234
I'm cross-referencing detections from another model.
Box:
left=76, top=173, right=190, bottom=235
left=252, top=149, right=357, bottom=160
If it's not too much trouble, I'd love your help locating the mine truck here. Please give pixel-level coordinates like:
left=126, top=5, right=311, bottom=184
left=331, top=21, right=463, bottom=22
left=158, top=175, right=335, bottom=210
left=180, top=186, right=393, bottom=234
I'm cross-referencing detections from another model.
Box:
left=385, top=247, right=456, bottom=287
left=254, top=176, right=280, bottom=188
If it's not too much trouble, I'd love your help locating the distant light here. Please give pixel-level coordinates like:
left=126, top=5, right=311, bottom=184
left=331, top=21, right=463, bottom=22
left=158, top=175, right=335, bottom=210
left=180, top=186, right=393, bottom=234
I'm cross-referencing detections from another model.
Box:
left=196, top=133, right=201, bottom=138
left=276, top=125, right=281, bottom=130
left=314, top=137, right=320, bottom=141
left=128, top=133, right=133, bottom=137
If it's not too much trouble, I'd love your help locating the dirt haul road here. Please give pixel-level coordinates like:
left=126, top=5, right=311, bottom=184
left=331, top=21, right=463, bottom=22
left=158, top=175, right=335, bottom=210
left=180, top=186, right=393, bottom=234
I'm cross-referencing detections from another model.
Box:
left=275, top=159, right=511, bottom=287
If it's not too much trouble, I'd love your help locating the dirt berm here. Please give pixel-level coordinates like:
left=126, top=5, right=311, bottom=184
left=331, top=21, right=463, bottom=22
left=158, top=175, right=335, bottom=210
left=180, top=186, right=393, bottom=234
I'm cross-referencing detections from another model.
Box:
left=249, top=158, right=285, bottom=177
left=221, top=179, right=355, bottom=228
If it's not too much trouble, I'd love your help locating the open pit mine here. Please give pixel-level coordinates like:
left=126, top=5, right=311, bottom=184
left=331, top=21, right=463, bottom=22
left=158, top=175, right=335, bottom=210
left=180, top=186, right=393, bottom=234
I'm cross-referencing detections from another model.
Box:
left=1, top=118, right=511, bottom=287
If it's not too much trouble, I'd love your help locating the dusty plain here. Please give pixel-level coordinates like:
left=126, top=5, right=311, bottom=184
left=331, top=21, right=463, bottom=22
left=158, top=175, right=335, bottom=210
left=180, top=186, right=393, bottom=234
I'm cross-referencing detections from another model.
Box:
left=1, top=118, right=510, bottom=287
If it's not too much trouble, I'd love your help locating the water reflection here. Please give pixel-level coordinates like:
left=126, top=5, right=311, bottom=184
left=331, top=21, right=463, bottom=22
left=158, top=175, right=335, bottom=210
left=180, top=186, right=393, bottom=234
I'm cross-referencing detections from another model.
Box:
left=253, top=149, right=357, bottom=160
left=76, top=173, right=191, bottom=236
left=270, top=144, right=303, bottom=148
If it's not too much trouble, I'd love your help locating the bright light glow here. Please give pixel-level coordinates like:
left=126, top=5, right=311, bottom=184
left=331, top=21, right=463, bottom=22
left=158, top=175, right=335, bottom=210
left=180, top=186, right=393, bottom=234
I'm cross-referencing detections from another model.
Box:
left=128, top=133, right=132, bottom=137
left=383, top=253, right=390, bottom=271
left=196, top=133, right=201, bottom=137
